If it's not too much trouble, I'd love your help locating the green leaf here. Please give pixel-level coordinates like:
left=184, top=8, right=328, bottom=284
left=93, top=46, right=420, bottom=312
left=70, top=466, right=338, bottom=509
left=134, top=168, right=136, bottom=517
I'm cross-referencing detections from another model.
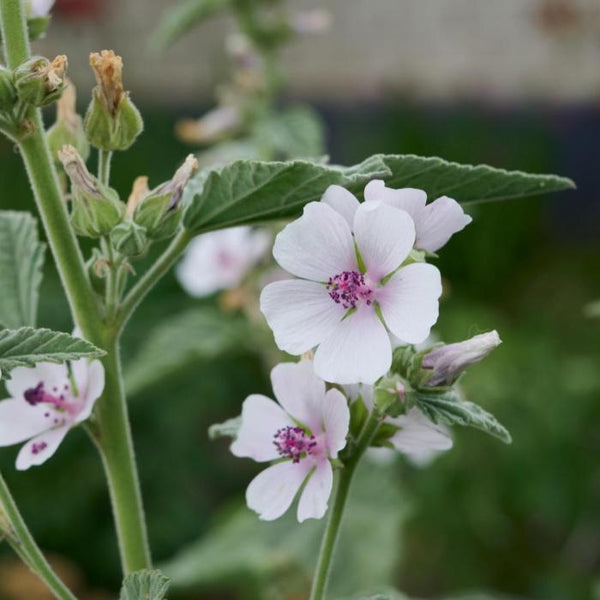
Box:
left=208, top=415, right=241, bottom=440
left=119, top=569, right=170, bottom=600
left=0, top=328, right=105, bottom=374
left=161, top=461, right=406, bottom=598
left=414, top=390, right=511, bottom=444
left=254, top=105, right=326, bottom=159
left=0, top=211, right=45, bottom=328
left=182, top=155, right=390, bottom=234
left=153, top=0, right=232, bottom=48
left=376, top=154, right=575, bottom=205
left=124, top=308, right=248, bottom=396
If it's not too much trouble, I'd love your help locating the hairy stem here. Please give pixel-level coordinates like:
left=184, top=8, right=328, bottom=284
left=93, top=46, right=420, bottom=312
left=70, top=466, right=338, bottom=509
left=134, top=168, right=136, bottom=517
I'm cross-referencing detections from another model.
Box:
left=0, top=473, right=78, bottom=600
left=98, top=149, right=112, bottom=185
left=309, top=410, right=382, bottom=600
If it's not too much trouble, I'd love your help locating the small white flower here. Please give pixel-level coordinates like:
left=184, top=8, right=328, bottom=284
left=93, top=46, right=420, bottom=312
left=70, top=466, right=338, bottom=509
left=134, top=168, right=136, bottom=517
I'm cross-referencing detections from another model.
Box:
left=0, top=359, right=104, bottom=470
left=231, top=360, right=350, bottom=522
left=177, top=226, right=271, bottom=297
left=422, top=330, right=502, bottom=387
left=323, top=180, right=472, bottom=253
left=27, top=0, right=54, bottom=18
left=260, top=194, right=442, bottom=384
left=345, top=384, right=452, bottom=464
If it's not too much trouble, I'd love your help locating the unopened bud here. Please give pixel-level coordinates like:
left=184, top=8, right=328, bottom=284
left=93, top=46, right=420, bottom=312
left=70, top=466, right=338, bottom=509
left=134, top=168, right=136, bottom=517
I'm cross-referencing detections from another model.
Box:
left=85, top=248, right=108, bottom=296
left=47, top=79, right=90, bottom=162
left=421, top=331, right=502, bottom=387
left=14, top=55, right=67, bottom=107
left=373, top=375, right=410, bottom=418
left=133, top=154, right=198, bottom=240
left=0, top=65, right=17, bottom=111
left=58, top=145, right=125, bottom=237
left=176, top=106, right=241, bottom=145
left=126, top=176, right=149, bottom=218
left=84, top=50, right=143, bottom=151
left=110, top=220, right=148, bottom=258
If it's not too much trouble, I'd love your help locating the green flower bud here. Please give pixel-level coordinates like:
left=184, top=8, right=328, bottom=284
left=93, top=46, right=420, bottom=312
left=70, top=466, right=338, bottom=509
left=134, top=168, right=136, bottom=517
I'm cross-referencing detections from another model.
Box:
left=133, top=154, right=198, bottom=240
left=110, top=221, right=148, bottom=258
left=85, top=247, right=108, bottom=296
left=47, top=79, right=90, bottom=163
left=14, top=55, right=67, bottom=107
left=373, top=374, right=410, bottom=418
left=83, top=50, right=143, bottom=151
left=0, top=65, right=18, bottom=111
left=58, top=145, right=125, bottom=237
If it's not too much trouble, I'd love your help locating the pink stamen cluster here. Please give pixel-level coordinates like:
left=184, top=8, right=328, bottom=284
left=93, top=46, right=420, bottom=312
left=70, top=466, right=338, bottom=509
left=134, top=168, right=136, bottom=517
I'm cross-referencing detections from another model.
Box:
left=31, top=441, right=48, bottom=455
left=273, top=426, right=316, bottom=463
left=327, top=270, right=373, bottom=309
left=24, top=382, right=76, bottom=423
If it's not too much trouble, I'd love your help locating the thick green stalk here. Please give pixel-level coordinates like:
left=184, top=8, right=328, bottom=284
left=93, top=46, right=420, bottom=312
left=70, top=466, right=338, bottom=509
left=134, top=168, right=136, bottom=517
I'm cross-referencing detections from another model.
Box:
left=0, top=473, right=78, bottom=600
left=309, top=410, right=383, bottom=600
left=94, top=335, right=152, bottom=572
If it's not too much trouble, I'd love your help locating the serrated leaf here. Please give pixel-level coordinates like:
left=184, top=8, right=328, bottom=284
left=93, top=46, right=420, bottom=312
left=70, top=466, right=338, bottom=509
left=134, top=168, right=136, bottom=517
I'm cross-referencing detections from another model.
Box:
left=153, top=0, right=232, bottom=48
left=182, top=156, right=390, bottom=233
left=0, top=211, right=45, bottom=328
left=124, top=308, right=247, bottom=396
left=119, top=569, right=170, bottom=600
left=0, top=328, right=104, bottom=374
left=376, top=154, right=575, bottom=205
left=415, top=390, right=511, bottom=444
left=208, top=415, right=241, bottom=440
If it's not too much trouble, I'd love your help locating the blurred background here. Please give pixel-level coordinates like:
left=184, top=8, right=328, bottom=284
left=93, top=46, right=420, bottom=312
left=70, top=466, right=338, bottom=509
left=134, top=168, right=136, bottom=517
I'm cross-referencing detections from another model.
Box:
left=1, top=0, right=599, bottom=599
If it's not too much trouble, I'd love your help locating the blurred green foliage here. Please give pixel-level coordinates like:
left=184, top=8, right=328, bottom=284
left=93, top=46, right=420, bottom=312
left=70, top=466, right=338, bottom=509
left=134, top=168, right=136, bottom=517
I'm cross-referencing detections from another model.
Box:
left=0, top=105, right=597, bottom=600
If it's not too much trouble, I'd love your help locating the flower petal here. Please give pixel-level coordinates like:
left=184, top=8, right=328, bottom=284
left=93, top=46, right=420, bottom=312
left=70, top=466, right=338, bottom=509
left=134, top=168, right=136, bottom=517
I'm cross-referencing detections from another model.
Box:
left=5, top=362, right=68, bottom=400
left=389, top=408, right=453, bottom=458
left=0, top=399, right=51, bottom=446
left=297, top=460, right=333, bottom=522
left=378, top=263, right=441, bottom=344
left=260, top=279, right=346, bottom=355
left=353, top=202, right=415, bottom=281
left=74, top=360, right=105, bottom=424
left=231, top=394, right=292, bottom=462
left=15, top=425, right=70, bottom=471
left=320, top=389, right=350, bottom=457
left=273, top=202, right=357, bottom=281
left=415, top=196, right=472, bottom=252
left=321, top=185, right=360, bottom=229
left=246, top=460, right=312, bottom=521
left=364, top=180, right=427, bottom=220
left=270, top=360, right=325, bottom=432
left=314, top=305, right=391, bottom=384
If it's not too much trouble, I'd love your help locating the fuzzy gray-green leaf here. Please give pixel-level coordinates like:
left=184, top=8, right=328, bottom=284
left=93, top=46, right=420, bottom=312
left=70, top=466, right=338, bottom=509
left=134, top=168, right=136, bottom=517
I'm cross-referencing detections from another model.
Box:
left=0, top=328, right=104, bottom=374
left=119, top=570, right=170, bottom=600
left=0, top=211, right=45, bottom=328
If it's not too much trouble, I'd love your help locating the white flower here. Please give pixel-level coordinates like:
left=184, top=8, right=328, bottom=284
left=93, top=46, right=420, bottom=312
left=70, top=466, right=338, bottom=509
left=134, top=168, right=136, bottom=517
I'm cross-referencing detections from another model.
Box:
left=422, top=330, right=501, bottom=387
left=323, top=180, right=472, bottom=253
left=0, top=359, right=104, bottom=470
left=27, top=0, right=54, bottom=18
left=231, top=360, right=350, bottom=522
left=177, top=226, right=271, bottom=297
left=345, top=384, right=452, bottom=464
left=260, top=195, right=442, bottom=384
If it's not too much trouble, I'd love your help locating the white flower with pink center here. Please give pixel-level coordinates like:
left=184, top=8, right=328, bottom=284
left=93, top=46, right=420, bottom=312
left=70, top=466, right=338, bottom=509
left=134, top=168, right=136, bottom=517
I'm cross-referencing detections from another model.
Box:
left=177, top=226, right=271, bottom=297
left=260, top=197, right=442, bottom=384
left=323, top=180, right=472, bottom=253
left=0, top=359, right=104, bottom=470
left=231, top=360, right=350, bottom=522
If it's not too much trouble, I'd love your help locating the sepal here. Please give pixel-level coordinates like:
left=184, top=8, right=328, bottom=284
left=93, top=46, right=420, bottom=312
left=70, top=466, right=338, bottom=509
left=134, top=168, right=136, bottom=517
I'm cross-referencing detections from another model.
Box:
left=14, top=55, right=67, bottom=107
left=373, top=374, right=411, bottom=418
left=110, top=221, right=149, bottom=258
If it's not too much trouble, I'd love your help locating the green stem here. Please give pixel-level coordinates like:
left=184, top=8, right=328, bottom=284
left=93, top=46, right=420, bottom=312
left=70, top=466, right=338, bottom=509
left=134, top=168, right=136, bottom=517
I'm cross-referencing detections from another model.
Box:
left=98, top=149, right=112, bottom=185
left=94, top=335, right=152, bottom=573
left=309, top=410, right=382, bottom=600
left=0, top=473, right=78, bottom=600
left=118, top=228, right=192, bottom=330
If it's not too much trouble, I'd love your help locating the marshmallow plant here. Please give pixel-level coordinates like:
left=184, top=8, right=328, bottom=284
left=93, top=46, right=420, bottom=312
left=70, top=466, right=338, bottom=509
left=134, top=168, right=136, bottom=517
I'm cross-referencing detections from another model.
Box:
left=0, top=1, right=574, bottom=599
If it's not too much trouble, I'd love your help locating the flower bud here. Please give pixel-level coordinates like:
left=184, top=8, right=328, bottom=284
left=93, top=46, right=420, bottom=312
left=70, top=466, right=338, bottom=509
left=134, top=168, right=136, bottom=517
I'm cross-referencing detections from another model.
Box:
left=58, top=145, right=125, bottom=237
left=0, top=65, right=17, bottom=111
left=373, top=375, right=410, bottom=418
left=84, top=50, right=143, bottom=151
left=110, top=221, right=148, bottom=258
left=47, top=79, right=90, bottom=163
left=14, top=55, right=67, bottom=107
left=133, top=154, right=198, bottom=240
left=421, top=331, right=502, bottom=387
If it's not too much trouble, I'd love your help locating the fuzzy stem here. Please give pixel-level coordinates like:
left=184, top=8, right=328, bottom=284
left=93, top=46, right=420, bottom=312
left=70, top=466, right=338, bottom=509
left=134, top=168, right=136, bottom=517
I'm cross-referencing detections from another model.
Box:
left=309, top=410, right=382, bottom=600
left=0, top=473, right=78, bottom=600
left=98, top=149, right=112, bottom=185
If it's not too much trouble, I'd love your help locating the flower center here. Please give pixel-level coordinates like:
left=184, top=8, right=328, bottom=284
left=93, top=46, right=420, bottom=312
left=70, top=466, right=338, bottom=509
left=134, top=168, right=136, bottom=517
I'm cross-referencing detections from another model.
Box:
left=273, top=426, right=316, bottom=463
left=24, top=382, right=79, bottom=421
left=327, top=270, right=373, bottom=309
